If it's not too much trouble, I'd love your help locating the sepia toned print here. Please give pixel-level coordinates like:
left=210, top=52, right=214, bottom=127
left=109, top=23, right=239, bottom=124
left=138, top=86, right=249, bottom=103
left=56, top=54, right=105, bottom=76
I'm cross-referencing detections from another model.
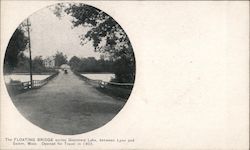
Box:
left=1, top=1, right=249, bottom=149
left=3, top=3, right=135, bottom=135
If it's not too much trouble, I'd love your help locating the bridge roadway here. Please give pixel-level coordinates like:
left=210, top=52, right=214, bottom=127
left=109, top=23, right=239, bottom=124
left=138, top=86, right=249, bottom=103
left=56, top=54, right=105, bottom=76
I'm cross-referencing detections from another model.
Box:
left=12, top=69, right=125, bottom=135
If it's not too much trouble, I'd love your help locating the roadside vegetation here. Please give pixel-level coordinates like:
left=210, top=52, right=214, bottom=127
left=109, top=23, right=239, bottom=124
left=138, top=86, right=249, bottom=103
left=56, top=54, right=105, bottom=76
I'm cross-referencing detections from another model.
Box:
left=53, top=3, right=136, bottom=83
left=4, top=3, right=136, bottom=85
left=69, top=56, right=114, bottom=73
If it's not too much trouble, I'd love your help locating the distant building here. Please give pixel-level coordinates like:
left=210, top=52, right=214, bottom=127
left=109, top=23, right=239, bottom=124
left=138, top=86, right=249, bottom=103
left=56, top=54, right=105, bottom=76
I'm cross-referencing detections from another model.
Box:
left=43, top=56, right=55, bottom=68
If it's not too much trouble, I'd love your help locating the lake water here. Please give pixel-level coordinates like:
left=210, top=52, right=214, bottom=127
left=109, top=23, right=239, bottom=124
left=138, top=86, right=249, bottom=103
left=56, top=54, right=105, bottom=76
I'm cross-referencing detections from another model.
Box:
left=81, top=73, right=115, bottom=82
left=4, top=73, right=115, bottom=84
left=4, top=75, right=50, bottom=84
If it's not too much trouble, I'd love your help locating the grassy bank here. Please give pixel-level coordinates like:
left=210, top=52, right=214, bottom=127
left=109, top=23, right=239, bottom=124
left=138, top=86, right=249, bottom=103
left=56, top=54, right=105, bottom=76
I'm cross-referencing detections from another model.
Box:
left=96, top=86, right=133, bottom=101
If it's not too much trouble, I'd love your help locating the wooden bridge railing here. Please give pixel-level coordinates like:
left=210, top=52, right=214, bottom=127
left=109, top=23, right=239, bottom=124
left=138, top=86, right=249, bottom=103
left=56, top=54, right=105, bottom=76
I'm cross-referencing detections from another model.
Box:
left=73, top=71, right=134, bottom=99
left=6, top=71, right=59, bottom=95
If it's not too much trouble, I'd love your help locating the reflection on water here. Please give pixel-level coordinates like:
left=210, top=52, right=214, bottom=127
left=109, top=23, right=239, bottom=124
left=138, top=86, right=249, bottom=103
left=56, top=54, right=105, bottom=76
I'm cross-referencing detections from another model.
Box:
left=4, top=75, right=50, bottom=83
left=81, top=73, right=115, bottom=82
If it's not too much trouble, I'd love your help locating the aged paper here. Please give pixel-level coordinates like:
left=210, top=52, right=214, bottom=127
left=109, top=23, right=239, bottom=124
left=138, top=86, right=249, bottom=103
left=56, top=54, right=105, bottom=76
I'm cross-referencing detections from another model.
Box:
left=1, top=1, right=249, bottom=149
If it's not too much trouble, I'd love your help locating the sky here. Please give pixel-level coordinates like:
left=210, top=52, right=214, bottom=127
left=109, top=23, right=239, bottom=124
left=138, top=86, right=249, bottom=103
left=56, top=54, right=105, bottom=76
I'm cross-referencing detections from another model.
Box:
left=23, top=6, right=101, bottom=60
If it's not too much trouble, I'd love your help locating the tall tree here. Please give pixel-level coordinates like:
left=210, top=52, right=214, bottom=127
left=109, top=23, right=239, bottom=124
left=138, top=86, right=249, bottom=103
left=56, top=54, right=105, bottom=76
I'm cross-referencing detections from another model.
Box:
left=53, top=4, right=135, bottom=83
left=69, top=56, right=81, bottom=70
left=32, top=56, right=46, bottom=73
left=54, top=51, right=68, bottom=67
left=4, top=28, right=28, bottom=73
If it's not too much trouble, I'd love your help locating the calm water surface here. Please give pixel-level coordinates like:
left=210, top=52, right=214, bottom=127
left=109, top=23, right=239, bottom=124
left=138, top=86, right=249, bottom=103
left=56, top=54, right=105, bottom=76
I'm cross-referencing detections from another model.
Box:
left=81, top=73, right=115, bottom=82
left=4, top=75, right=50, bottom=83
left=4, top=73, right=115, bottom=83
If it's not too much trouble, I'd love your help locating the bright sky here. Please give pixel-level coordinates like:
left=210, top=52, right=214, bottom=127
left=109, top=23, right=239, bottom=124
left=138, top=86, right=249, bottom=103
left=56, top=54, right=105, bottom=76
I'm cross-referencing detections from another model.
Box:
left=24, top=6, right=101, bottom=60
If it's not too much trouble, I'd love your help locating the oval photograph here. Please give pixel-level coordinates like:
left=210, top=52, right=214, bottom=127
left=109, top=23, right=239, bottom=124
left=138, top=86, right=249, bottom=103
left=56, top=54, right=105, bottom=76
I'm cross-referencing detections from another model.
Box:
left=3, top=3, right=135, bottom=135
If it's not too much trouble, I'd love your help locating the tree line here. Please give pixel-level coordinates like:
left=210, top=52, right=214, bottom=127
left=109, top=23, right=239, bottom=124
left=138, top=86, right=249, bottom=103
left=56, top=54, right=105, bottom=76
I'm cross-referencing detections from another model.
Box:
left=53, top=3, right=136, bottom=83
left=4, top=27, right=68, bottom=75
left=69, top=56, right=114, bottom=73
left=11, top=55, right=55, bottom=74
left=4, top=52, right=67, bottom=74
left=4, top=4, right=136, bottom=83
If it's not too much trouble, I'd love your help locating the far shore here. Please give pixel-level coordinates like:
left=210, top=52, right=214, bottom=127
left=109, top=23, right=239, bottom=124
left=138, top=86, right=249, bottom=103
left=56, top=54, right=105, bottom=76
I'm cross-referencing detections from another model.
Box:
left=4, top=72, right=115, bottom=75
left=80, top=72, right=114, bottom=74
left=4, top=72, right=55, bottom=75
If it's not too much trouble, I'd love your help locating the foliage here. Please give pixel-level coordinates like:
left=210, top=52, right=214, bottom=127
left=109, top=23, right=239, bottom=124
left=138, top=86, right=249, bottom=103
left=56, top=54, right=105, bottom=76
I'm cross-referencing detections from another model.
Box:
left=12, top=54, right=30, bottom=73
left=69, top=56, right=81, bottom=70
left=4, top=28, right=28, bottom=73
left=53, top=3, right=135, bottom=83
left=10, top=55, right=55, bottom=73
left=54, top=51, right=68, bottom=67
left=32, top=56, right=49, bottom=73
left=69, top=56, right=114, bottom=73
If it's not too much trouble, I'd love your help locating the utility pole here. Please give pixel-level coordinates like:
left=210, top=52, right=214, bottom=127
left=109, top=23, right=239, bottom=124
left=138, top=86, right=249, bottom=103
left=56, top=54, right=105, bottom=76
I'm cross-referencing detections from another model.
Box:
left=26, top=18, right=33, bottom=88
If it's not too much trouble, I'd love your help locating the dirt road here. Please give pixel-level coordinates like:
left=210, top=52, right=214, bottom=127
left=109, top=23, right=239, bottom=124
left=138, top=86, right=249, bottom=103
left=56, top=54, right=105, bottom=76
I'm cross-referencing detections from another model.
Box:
left=12, top=69, right=125, bottom=135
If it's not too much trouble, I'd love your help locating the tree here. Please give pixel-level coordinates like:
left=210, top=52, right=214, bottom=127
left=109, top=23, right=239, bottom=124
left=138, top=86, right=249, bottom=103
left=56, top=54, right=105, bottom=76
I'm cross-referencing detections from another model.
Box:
left=52, top=3, right=135, bottom=83
left=13, top=55, right=30, bottom=73
left=54, top=51, right=68, bottom=67
left=69, top=56, right=81, bottom=70
left=4, top=28, right=28, bottom=73
left=69, top=56, right=114, bottom=73
left=32, top=56, right=46, bottom=73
